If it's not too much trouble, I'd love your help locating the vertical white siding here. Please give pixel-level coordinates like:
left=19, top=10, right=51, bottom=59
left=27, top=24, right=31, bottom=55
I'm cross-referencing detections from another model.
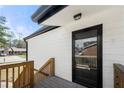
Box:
left=27, top=7, right=124, bottom=87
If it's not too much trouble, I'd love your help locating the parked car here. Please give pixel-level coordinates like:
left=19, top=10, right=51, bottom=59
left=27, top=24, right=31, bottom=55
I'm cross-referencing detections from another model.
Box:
left=0, top=53, right=7, bottom=56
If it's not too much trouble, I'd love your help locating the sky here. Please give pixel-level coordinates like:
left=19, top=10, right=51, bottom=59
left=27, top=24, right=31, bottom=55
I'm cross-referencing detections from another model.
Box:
left=75, top=37, right=97, bottom=48
left=0, top=5, right=41, bottom=39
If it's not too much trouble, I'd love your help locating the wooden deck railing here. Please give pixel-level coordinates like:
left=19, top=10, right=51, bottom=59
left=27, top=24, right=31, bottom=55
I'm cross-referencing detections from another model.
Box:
left=34, top=58, right=55, bottom=83
left=75, top=56, right=97, bottom=69
left=0, top=61, right=34, bottom=88
left=114, top=64, right=124, bottom=88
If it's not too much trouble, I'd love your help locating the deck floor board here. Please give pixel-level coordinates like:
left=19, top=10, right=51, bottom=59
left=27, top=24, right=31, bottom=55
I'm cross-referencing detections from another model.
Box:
left=34, top=76, right=85, bottom=88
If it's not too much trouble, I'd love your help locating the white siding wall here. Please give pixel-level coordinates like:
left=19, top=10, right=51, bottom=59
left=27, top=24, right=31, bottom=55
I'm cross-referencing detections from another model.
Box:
left=27, top=7, right=124, bottom=87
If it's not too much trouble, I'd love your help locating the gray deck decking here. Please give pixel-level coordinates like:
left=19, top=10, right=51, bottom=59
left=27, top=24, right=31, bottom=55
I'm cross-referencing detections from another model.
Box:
left=34, top=76, right=85, bottom=88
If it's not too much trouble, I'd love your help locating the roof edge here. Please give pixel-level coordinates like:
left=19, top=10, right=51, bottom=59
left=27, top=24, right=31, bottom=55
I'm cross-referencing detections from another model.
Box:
left=24, top=26, right=59, bottom=41
left=32, top=5, right=68, bottom=24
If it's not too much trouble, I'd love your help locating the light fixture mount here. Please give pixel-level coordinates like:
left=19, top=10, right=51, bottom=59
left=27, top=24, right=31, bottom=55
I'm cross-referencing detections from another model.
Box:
left=73, top=13, right=82, bottom=20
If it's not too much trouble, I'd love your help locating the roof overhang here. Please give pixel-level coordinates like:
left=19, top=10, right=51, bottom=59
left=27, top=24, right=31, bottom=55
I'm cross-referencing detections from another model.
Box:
left=32, top=5, right=68, bottom=24
left=26, top=5, right=116, bottom=40
left=40, top=5, right=116, bottom=26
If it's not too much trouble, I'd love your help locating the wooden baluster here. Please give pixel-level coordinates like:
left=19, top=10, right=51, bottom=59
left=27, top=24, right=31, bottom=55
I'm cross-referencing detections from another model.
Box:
left=28, top=64, right=30, bottom=88
left=0, top=69, right=1, bottom=88
left=6, top=68, right=8, bottom=88
left=50, top=62, right=52, bottom=76
left=23, top=65, right=25, bottom=87
left=12, top=67, right=15, bottom=88
left=18, top=66, right=20, bottom=87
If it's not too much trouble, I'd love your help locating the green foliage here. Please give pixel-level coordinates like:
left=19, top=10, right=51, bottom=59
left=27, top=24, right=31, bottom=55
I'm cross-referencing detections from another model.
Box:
left=18, top=54, right=26, bottom=58
left=0, top=16, right=11, bottom=47
left=12, top=39, right=26, bottom=48
left=0, top=16, right=25, bottom=48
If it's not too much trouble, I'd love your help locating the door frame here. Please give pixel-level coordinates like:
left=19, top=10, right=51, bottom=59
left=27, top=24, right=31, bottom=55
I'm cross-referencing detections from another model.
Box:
left=72, top=24, right=103, bottom=88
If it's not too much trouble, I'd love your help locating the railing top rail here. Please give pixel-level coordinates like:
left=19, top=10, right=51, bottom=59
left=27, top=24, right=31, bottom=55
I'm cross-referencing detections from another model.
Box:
left=0, top=61, right=34, bottom=70
left=114, top=64, right=124, bottom=74
left=39, top=58, right=54, bottom=71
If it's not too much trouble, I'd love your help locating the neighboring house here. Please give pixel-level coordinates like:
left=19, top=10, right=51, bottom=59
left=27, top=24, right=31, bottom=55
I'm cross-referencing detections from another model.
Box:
left=0, top=47, right=9, bottom=55
left=82, top=43, right=97, bottom=56
left=0, top=47, right=26, bottom=55
left=75, top=43, right=97, bottom=70
left=10, top=47, right=26, bottom=55
left=24, top=5, right=124, bottom=88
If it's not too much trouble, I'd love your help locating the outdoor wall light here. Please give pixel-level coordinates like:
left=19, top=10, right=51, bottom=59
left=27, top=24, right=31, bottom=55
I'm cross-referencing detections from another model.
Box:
left=73, top=13, right=82, bottom=20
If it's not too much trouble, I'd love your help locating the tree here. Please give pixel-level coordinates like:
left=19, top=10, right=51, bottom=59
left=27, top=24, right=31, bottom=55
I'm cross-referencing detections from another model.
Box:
left=16, top=40, right=26, bottom=48
left=0, top=16, right=25, bottom=49
left=0, top=16, right=11, bottom=47
left=12, top=39, right=26, bottom=48
left=7, top=31, right=15, bottom=47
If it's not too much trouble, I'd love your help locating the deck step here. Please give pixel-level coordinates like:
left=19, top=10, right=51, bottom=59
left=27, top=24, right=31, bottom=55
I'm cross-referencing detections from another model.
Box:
left=34, top=76, right=85, bottom=88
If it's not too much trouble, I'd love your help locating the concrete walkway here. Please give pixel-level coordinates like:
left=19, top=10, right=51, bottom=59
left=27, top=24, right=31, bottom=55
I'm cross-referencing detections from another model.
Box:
left=0, top=55, right=26, bottom=63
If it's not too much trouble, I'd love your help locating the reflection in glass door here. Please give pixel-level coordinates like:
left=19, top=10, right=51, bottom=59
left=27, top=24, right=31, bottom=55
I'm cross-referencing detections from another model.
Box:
left=72, top=25, right=102, bottom=88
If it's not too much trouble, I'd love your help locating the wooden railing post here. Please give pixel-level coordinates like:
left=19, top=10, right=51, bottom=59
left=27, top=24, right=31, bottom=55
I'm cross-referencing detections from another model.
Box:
left=34, top=58, right=55, bottom=83
left=50, top=58, right=55, bottom=76
left=13, top=61, right=34, bottom=88
left=30, top=61, right=34, bottom=88
left=114, top=64, right=124, bottom=88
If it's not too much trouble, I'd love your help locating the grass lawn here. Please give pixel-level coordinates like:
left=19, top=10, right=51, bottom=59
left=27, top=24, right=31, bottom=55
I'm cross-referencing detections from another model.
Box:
left=18, top=54, right=26, bottom=58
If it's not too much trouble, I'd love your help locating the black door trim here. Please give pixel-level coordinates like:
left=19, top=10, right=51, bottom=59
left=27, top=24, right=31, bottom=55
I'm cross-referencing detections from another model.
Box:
left=72, top=24, right=103, bottom=88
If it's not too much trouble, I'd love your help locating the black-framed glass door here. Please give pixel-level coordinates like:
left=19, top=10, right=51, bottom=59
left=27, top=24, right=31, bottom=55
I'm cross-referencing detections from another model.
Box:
left=72, top=24, right=102, bottom=88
